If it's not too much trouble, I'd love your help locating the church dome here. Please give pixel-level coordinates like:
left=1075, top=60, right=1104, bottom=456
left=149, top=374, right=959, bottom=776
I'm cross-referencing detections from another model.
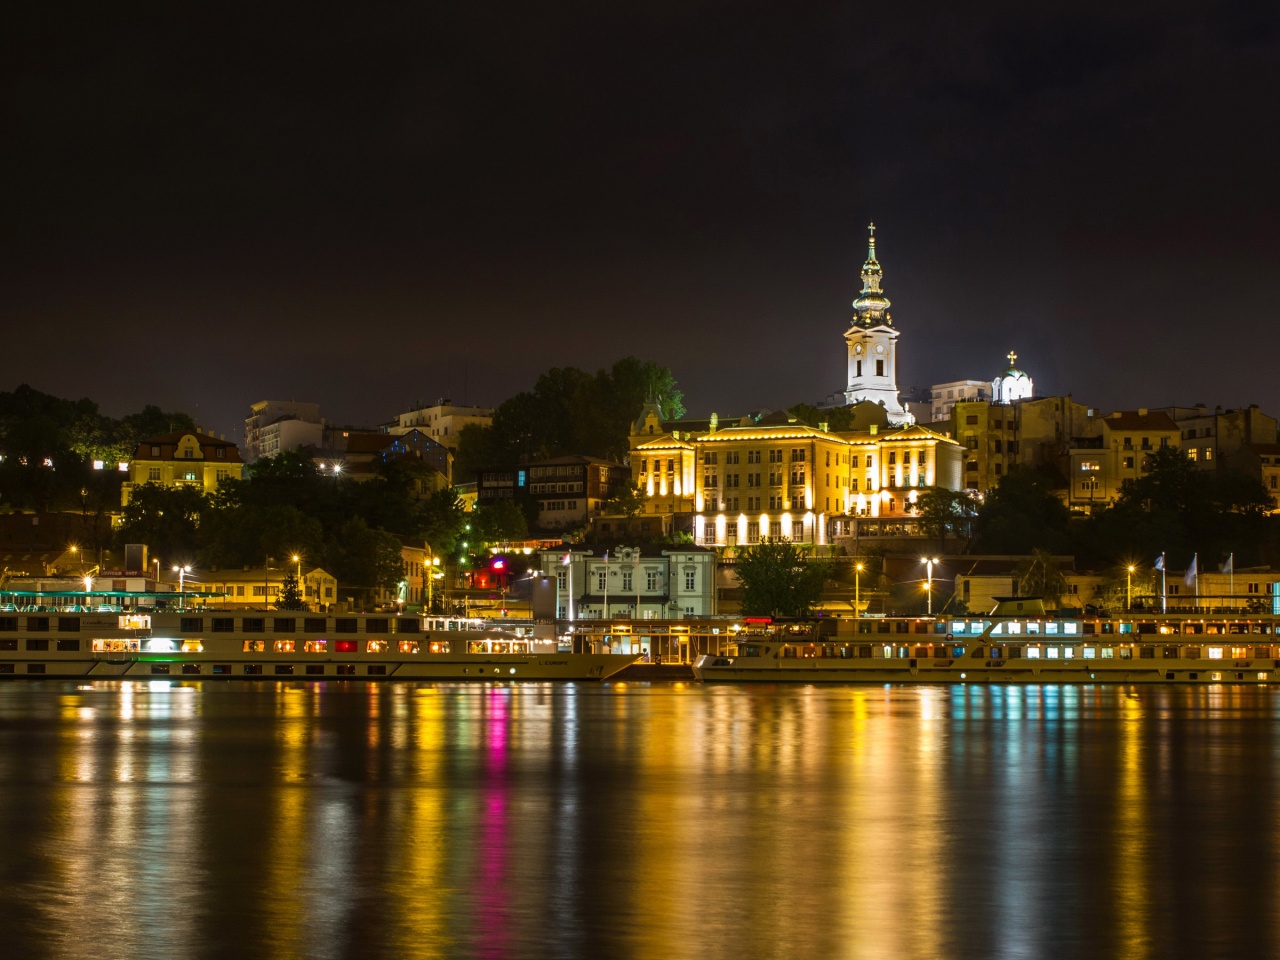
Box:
left=991, top=350, right=1033, bottom=403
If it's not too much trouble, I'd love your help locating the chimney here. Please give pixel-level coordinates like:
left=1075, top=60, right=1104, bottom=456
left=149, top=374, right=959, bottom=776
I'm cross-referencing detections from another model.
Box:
left=870, top=424, right=878, bottom=435
left=709, top=413, right=718, bottom=433
left=819, top=422, right=829, bottom=432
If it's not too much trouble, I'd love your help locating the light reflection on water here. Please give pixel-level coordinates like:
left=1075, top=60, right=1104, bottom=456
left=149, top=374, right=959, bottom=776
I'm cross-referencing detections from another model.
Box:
left=0, top=681, right=1277, bottom=959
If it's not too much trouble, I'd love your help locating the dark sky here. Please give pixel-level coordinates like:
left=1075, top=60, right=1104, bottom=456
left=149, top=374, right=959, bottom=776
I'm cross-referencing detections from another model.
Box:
left=5, top=2, right=1279, bottom=441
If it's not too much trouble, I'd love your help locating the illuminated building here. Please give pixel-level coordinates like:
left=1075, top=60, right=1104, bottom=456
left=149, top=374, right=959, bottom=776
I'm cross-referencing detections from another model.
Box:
left=121, top=431, right=244, bottom=506
left=536, top=545, right=716, bottom=620
left=991, top=351, right=1034, bottom=403
left=630, top=409, right=962, bottom=546
left=843, top=223, right=912, bottom=424
left=478, top=456, right=631, bottom=530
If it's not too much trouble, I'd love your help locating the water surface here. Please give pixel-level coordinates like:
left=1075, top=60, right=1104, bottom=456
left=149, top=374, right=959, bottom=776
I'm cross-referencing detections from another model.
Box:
left=0, top=681, right=1275, bottom=959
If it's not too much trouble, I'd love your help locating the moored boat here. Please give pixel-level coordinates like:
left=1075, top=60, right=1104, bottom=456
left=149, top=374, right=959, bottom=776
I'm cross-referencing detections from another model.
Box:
left=693, top=599, right=1280, bottom=684
left=0, top=608, right=638, bottom=681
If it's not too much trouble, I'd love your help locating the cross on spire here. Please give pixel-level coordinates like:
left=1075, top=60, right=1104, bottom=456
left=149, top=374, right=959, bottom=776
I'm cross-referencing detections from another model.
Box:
left=868, top=222, right=875, bottom=237
left=1008, top=350, right=1018, bottom=366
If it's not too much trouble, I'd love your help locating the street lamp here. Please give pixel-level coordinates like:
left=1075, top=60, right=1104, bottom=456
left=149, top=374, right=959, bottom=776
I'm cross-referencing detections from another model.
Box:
left=855, top=561, right=865, bottom=617
left=921, top=556, right=939, bottom=616
left=173, top=564, right=191, bottom=611
left=1126, top=564, right=1136, bottom=612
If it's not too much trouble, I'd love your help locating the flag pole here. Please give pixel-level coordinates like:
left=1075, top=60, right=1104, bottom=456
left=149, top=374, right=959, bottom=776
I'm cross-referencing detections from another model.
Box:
left=1161, top=552, right=1167, bottom=613
left=1229, top=553, right=1234, bottom=609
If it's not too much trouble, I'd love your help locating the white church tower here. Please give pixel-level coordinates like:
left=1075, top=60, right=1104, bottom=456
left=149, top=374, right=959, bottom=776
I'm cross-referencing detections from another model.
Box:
left=844, top=223, right=911, bottom=424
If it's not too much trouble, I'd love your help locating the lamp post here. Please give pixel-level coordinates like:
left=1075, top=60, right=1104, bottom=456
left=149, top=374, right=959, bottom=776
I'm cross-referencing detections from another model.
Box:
left=922, top=556, right=939, bottom=616
left=1126, top=564, right=1135, bottom=612
left=173, top=564, right=191, bottom=611
left=855, top=561, right=864, bottom=617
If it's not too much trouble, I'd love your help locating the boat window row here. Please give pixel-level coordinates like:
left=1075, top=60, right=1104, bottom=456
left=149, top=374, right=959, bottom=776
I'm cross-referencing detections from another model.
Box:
left=772, top=641, right=1280, bottom=661
left=85, top=638, right=541, bottom=656
left=0, top=615, right=422, bottom=634
left=182, top=616, right=416, bottom=634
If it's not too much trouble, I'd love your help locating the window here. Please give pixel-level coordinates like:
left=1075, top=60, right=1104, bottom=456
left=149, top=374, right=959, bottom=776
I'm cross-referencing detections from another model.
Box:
left=148, top=467, right=161, bottom=481
left=335, top=618, right=358, bottom=633
left=747, top=450, right=761, bottom=463
left=725, top=496, right=739, bottom=511
left=557, top=570, right=567, bottom=589
left=703, top=452, right=718, bottom=465
left=242, top=617, right=265, bottom=632
left=769, top=449, right=783, bottom=463
left=889, top=452, right=896, bottom=465
left=685, top=570, right=696, bottom=590
left=747, top=472, right=760, bottom=487
left=1123, top=456, right=1135, bottom=469
left=597, top=572, right=607, bottom=591
left=769, top=495, right=783, bottom=509
left=58, top=617, right=80, bottom=632
left=876, top=359, right=884, bottom=376
left=646, top=572, right=659, bottom=590
left=725, top=450, right=739, bottom=464
left=856, top=360, right=862, bottom=377
left=180, top=617, right=203, bottom=632
left=790, top=468, right=805, bottom=485
left=622, top=571, right=633, bottom=591
left=865, top=455, right=873, bottom=468
left=725, top=473, right=739, bottom=487
left=747, top=496, right=761, bottom=510
left=791, top=448, right=805, bottom=462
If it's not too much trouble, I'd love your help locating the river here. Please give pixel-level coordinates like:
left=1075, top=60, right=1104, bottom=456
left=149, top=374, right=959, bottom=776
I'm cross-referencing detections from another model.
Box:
left=0, top=680, right=1275, bottom=959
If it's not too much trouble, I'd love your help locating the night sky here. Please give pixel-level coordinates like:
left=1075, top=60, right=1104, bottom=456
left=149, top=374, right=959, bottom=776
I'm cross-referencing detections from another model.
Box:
left=6, top=3, right=1279, bottom=441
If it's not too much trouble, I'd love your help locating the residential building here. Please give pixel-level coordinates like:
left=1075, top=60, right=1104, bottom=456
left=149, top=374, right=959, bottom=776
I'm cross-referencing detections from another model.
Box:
left=387, top=400, right=494, bottom=448
left=201, top=565, right=338, bottom=611
left=931, top=380, right=989, bottom=423
left=308, top=427, right=452, bottom=491
left=527, top=456, right=630, bottom=530
left=244, top=401, right=323, bottom=462
left=122, top=432, right=244, bottom=506
left=1101, top=409, right=1181, bottom=483
left=1157, top=404, right=1278, bottom=470
left=536, top=545, right=716, bottom=620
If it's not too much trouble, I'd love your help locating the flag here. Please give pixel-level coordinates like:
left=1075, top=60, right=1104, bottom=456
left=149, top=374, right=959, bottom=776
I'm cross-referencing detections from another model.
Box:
left=1184, top=554, right=1198, bottom=586
left=561, top=552, right=572, bottom=565
left=1220, top=554, right=1234, bottom=574
left=1154, top=554, right=1164, bottom=571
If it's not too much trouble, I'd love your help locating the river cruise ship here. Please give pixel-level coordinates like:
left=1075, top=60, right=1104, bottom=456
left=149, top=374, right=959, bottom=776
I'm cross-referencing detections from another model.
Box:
left=0, top=599, right=637, bottom=681
left=693, top=600, right=1280, bottom=684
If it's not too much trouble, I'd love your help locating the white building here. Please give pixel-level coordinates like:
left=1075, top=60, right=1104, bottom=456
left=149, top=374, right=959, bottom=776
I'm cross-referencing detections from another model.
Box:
left=991, top=352, right=1034, bottom=404
left=388, top=400, right=494, bottom=448
left=537, top=545, right=717, bottom=620
left=244, top=401, right=324, bottom=462
left=843, top=223, right=912, bottom=425
left=930, top=380, right=989, bottom=423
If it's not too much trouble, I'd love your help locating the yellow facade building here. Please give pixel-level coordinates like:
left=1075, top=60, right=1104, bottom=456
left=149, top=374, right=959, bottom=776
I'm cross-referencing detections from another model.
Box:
left=121, top=431, right=244, bottom=505
left=630, top=406, right=962, bottom=547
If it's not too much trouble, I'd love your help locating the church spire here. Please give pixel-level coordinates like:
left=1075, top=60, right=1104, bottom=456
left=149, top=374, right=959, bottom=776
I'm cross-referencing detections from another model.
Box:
left=852, top=221, right=891, bottom=326
left=861, top=222, right=883, bottom=294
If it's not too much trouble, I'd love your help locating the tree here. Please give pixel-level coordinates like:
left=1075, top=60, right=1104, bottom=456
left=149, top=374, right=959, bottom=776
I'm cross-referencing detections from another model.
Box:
left=973, top=466, right=1072, bottom=554
left=276, top=572, right=306, bottom=610
left=1015, top=549, right=1069, bottom=609
left=469, top=499, right=529, bottom=546
left=917, top=488, right=976, bottom=543
left=115, top=483, right=208, bottom=563
left=602, top=483, right=646, bottom=519
left=734, top=539, right=829, bottom=618
left=326, top=518, right=404, bottom=607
